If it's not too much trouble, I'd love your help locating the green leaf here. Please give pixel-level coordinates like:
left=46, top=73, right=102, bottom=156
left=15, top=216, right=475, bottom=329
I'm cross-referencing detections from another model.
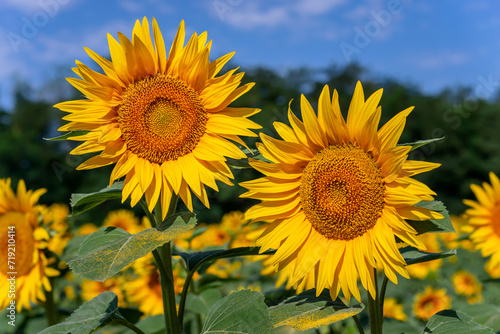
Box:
left=38, top=291, right=125, bottom=334
left=399, top=137, right=445, bottom=151
left=268, top=289, right=364, bottom=330
left=69, top=214, right=196, bottom=281
left=157, top=211, right=195, bottom=231
left=201, top=289, right=273, bottom=334
left=461, top=304, right=500, bottom=331
left=423, top=310, right=494, bottom=333
left=174, top=246, right=275, bottom=272
left=185, top=288, right=222, bottom=315
left=226, top=157, right=253, bottom=169
left=241, top=147, right=260, bottom=155
left=226, top=147, right=272, bottom=169
left=44, top=130, right=90, bottom=141
left=61, top=235, right=88, bottom=263
left=70, top=182, right=123, bottom=216
left=407, top=201, right=455, bottom=234
left=187, top=226, right=207, bottom=240
left=383, top=319, right=420, bottom=334
left=400, top=246, right=456, bottom=265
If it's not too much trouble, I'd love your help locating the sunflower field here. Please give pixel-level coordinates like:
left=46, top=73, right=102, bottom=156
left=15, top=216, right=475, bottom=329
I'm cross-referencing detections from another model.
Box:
left=1, top=16, right=500, bottom=334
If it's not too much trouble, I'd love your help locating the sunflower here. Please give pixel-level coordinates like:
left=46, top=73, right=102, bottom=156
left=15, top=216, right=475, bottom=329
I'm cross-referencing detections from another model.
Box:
left=56, top=17, right=260, bottom=217
left=40, top=203, right=71, bottom=256
left=413, top=287, right=451, bottom=321
left=205, top=259, right=242, bottom=279
left=439, top=214, right=474, bottom=251
left=103, top=209, right=142, bottom=234
left=81, top=277, right=127, bottom=307
left=42, top=203, right=69, bottom=232
left=484, top=258, right=500, bottom=279
left=241, top=82, right=442, bottom=301
left=406, top=232, right=443, bottom=279
left=221, top=210, right=246, bottom=233
left=0, top=179, right=60, bottom=311
left=452, top=270, right=482, bottom=297
left=463, top=171, right=500, bottom=265
left=383, top=298, right=407, bottom=321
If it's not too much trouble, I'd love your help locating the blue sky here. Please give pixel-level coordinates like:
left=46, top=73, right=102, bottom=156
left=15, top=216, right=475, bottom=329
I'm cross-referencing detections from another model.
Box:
left=0, top=0, right=498, bottom=109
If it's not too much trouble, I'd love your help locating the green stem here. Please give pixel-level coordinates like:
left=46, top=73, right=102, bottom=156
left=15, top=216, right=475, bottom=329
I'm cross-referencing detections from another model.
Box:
left=146, top=195, right=181, bottom=334
left=379, top=275, right=389, bottom=322
left=353, top=315, right=365, bottom=334
left=140, top=199, right=157, bottom=228
left=177, top=247, right=276, bottom=326
left=43, top=278, right=58, bottom=326
left=177, top=266, right=197, bottom=325
left=113, top=318, right=147, bottom=334
left=367, top=269, right=382, bottom=334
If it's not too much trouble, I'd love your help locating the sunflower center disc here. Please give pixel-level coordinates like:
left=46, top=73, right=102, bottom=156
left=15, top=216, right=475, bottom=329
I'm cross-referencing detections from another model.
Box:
left=117, top=74, right=207, bottom=164
left=299, top=144, right=385, bottom=240
left=0, top=212, right=34, bottom=276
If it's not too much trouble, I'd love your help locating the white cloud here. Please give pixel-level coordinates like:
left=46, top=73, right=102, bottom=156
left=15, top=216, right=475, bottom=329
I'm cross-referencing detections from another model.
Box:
left=119, top=0, right=143, bottom=13
left=0, top=0, right=79, bottom=14
left=119, top=0, right=173, bottom=15
left=294, top=0, right=346, bottom=15
left=217, top=3, right=290, bottom=29
left=414, top=51, right=470, bottom=70
left=345, top=5, right=370, bottom=20
left=0, top=28, right=34, bottom=79
left=214, top=0, right=348, bottom=30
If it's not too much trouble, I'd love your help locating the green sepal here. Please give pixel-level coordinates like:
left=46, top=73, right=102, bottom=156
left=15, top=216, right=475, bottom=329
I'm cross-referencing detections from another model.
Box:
left=399, top=137, right=445, bottom=151
left=44, top=130, right=90, bottom=141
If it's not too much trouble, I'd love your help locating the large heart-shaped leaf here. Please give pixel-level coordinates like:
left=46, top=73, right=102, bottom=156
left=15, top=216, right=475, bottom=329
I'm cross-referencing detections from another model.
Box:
left=69, top=213, right=196, bottom=281
left=423, top=310, right=494, bottom=333
left=201, top=290, right=273, bottom=334
left=268, top=289, right=364, bottom=330
left=38, top=292, right=125, bottom=334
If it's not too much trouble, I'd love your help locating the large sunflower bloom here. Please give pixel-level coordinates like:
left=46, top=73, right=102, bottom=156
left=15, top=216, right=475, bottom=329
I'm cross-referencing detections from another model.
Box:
left=0, top=179, right=60, bottom=311
left=241, top=82, right=442, bottom=301
left=463, top=172, right=500, bottom=265
left=413, top=287, right=451, bottom=321
left=56, top=18, right=260, bottom=217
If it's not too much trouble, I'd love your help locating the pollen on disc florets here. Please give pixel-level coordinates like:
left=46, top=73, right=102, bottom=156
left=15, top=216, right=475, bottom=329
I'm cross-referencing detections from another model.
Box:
left=117, top=74, right=207, bottom=164
left=299, top=144, right=385, bottom=240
